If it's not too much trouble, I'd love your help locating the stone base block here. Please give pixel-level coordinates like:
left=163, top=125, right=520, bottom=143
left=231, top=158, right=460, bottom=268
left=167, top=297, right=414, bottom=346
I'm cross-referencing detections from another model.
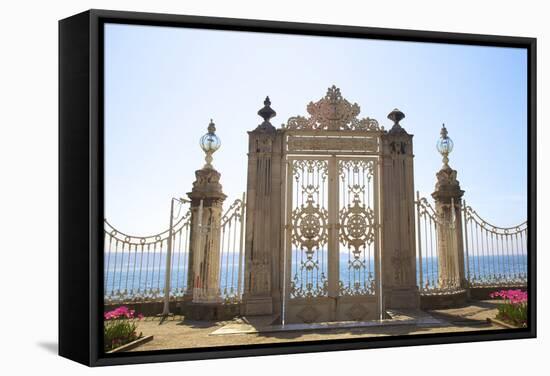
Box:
left=243, top=296, right=273, bottom=316
left=181, top=302, right=240, bottom=321
left=420, top=289, right=468, bottom=309
left=384, top=287, right=420, bottom=309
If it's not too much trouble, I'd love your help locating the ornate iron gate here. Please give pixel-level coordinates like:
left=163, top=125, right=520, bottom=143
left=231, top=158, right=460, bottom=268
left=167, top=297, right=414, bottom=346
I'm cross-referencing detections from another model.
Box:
left=282, top=87, right=383, bottom=323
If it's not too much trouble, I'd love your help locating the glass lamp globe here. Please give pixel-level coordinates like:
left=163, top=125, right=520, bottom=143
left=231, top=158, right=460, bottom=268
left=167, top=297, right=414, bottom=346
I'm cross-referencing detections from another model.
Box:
left=436, top=123, right=453, bottom=167
left=200, top=119, right=221, bottom=169
left=199, top=132, right=221, bottom=154
left=436, top=136, right=454, bottom=155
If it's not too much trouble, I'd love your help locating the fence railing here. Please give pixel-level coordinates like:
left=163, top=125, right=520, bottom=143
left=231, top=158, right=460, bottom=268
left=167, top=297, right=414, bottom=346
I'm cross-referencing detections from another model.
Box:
left=217, top=194, right=246, bottom=303
left=415, top=192, right=528, bottom=294
left=104, top=210, right=191, bottom=304
left=104, top=194, right=246, bottom=304
left=463, top=202, right=527, bottom=287
left=415, top=194, right=461, bottom=294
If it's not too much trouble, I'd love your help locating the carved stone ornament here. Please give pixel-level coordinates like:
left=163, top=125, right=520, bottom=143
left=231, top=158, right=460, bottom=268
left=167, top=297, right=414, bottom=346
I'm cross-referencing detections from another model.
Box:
left=346, top=304, right=369, bottom=321
left=391, top=248, right=411, bottom=285
left=188, top=168, right=227, bottom=203
left=435, top=165, right=460, bottom=190
left=250, top=260, right=270, bottom=294
left=287, top=135, right=378, bottom=153
left=297, top=305, right=321, bottom=323
left=284, top=86, right=381, bottom=131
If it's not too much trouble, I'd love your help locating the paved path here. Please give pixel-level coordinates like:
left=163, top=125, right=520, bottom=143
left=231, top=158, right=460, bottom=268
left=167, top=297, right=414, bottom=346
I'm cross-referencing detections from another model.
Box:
left=127, top=300, right=503, bottom=352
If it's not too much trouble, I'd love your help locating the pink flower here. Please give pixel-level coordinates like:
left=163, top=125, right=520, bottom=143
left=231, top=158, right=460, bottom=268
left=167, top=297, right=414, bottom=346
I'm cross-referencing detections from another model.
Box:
left=104, top=306, right=143, bottom=321
left=491, top=289, right=527, bottom=305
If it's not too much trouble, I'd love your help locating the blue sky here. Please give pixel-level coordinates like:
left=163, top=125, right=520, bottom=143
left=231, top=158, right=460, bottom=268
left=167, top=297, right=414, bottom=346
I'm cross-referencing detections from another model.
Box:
left=104, top=23, right=527, bottom=235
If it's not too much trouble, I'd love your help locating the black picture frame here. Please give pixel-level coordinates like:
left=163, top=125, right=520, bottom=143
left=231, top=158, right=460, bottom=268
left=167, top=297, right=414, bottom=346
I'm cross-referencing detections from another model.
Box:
left=59, top=8, right=537, bottom=367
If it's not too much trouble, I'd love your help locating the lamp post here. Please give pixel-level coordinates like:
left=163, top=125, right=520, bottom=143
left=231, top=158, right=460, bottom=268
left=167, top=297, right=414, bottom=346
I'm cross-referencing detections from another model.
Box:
left=186, top=119, right=226, bottom=308
left=432, top=123, right=466, bottom=291
left=160, top=197, right=190, bottom=320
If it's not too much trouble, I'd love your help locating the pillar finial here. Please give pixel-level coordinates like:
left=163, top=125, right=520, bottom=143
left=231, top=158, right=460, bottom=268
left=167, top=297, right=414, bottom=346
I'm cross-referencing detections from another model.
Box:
left=256, top=96, right=276, bottom=132
left=387, top=108, right=406, bottom=134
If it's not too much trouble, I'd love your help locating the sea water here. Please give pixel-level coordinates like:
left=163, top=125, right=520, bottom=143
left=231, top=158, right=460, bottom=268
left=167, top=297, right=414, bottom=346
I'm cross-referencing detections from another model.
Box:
left=103, top=252, right=527, bottom=297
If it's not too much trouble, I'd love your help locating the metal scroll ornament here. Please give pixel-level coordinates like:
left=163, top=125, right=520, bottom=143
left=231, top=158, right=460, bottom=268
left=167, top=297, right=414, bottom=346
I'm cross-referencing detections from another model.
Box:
left=339, top=196, right=375, bottom=261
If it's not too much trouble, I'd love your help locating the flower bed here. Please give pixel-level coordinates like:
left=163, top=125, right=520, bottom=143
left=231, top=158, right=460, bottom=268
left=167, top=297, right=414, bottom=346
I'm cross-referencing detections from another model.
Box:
left=489, top=289, right=528, bottom=328
left=104, top=306, right=144, bottom=351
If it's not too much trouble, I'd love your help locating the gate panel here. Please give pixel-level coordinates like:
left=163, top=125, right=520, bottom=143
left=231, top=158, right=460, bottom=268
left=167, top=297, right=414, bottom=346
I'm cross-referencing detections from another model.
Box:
left=288, top=159, right=329, bottom=299
left=335, top=158, right=380, bottom=321
left=284, top=158, right=334, bottom=323
left=284, top=156, right=380, bottom=323
left=337, top=159, right=377, bottom=296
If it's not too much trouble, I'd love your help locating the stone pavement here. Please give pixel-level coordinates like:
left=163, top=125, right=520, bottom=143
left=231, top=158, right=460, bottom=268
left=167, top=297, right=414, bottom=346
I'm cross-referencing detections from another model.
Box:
left=127, top=300, right=504, bottom=352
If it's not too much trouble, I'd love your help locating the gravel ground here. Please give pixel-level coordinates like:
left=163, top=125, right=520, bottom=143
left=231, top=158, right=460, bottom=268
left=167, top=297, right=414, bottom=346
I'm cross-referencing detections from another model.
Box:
left=127, top=300, right=504, bottom=352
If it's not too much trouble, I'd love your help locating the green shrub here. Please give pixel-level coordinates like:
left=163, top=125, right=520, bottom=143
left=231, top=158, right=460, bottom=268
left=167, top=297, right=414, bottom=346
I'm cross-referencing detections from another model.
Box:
left=103, top=306, right=143, bottom=351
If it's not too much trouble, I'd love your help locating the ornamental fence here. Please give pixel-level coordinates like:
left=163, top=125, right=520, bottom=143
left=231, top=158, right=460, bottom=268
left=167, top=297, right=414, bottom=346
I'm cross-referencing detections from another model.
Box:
left=415, top=192, right=527, bottom=295
left=104, top=194, right=245, bottom=304
left=104, top=191, right=527, bottom=304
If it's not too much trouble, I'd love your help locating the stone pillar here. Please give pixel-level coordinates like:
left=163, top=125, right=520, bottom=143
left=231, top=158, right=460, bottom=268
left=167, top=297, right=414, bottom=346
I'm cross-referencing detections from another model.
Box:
left=186, top=167, right=227, bottom=302
left=242, top=97, right=284, bottom=316
left=432, top=149, right=466, bottom=290
left=380, top=109, right=420, bottom=309
left=183, top=120, right=227, bottom=310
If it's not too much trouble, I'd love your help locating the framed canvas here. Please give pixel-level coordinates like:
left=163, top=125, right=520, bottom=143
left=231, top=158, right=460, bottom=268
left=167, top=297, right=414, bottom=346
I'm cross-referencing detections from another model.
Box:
left=59, top=9, right=536, bottom=366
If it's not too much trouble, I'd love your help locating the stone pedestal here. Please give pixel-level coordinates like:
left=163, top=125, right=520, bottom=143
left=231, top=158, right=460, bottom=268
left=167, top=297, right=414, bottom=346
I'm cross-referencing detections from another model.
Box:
left=380, top=110, right=420, bottom=309
left=432, top=165, right=466, bottom=289
left=185, top=167, right=227, bottom=304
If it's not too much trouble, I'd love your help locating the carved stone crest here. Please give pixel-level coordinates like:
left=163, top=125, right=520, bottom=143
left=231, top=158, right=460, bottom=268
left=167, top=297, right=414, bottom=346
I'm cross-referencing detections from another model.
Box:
left=284, top=86, right=381, bottom=131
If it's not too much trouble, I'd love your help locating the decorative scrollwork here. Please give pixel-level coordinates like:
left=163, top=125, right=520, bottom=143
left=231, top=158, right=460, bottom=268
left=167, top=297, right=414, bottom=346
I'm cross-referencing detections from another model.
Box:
left=291, top=159, right=328, bottom=181
left=339, top=279, right=376, bottom=296
left=284, top=86, right=381, bottom=131
left=338, top=160, right=374, bottom=181
left=291, top=276, right=328, bottom=298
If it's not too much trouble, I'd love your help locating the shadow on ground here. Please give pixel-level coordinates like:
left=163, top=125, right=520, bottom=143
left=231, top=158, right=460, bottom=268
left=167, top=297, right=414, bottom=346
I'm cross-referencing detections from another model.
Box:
left=37, top=341, right=58, bottom=354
